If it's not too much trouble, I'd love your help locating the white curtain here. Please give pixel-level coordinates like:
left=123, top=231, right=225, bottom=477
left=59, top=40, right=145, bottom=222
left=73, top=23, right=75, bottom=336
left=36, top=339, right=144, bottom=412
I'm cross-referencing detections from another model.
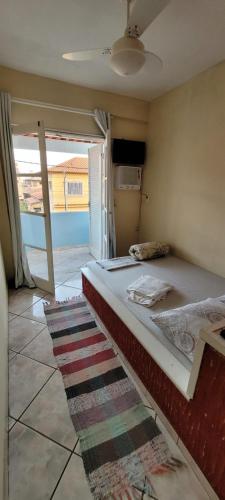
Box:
left=0, top=91, right=34, bottom=288
left=94, top=109, right=116, bottom=258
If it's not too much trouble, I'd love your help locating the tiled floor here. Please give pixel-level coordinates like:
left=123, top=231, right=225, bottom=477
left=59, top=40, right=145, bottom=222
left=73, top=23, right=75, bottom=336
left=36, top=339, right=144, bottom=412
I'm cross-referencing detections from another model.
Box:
left=8, top=249, right=92, bottom=500
left=8, top=250, right=210, bottom=500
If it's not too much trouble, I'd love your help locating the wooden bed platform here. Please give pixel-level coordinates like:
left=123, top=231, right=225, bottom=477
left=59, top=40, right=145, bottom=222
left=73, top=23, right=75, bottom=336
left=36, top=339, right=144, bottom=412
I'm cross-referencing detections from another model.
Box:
left=81, top=257, right=225, bottom=500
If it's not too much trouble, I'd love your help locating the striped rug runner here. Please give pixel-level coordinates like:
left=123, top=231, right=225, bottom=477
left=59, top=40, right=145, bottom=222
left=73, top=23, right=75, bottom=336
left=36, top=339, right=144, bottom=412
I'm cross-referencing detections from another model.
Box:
left=44, top=297, right=182, bottom=500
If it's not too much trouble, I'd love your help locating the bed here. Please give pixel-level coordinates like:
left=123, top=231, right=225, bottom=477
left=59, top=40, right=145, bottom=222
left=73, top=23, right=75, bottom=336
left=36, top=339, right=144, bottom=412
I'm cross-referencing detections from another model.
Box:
left=81, top=255, right=225, bottom=499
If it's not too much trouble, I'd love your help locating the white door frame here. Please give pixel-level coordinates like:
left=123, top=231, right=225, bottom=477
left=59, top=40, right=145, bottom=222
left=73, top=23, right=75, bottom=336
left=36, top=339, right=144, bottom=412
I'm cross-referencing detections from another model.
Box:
left=102, top=140, right=109, bottom=259
left=88, top=143, right=104, bottom=259
left=13, top=120, right=55, bottom=293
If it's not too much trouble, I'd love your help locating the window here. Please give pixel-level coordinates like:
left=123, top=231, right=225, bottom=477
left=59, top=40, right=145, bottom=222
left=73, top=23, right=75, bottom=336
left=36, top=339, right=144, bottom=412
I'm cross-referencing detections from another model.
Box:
left=23, top=179, right=32, bottom=187
left=66, top=182, right=83, bottom=196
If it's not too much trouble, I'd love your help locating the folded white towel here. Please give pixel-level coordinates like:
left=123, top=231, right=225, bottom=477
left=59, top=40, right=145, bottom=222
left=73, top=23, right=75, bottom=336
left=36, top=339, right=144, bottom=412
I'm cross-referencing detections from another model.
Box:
left=127, top=275, right=172, bottom=307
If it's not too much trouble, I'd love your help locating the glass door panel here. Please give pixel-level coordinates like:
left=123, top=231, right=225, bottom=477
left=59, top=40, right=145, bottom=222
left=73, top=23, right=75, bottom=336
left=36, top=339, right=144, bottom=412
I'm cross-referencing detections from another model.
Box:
left=17, top=176, right=44, bottom=214
left=25, top=247, right=49, bottom=281
left=20, top=212, right=46, bottom=249
left=12, top=121, right=54, bottom=294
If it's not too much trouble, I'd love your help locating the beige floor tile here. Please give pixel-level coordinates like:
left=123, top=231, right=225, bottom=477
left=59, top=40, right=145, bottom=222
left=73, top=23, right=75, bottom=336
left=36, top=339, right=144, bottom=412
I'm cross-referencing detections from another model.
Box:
left=8, top=288, right=25, bottom=298
left=55, top=279, right=65, bottom=286
left=8, top=287, right=47, bottom=298
left=21, top=298, right=47, bottom=324
left=177, top=441, right=214, bottom=500
left=63, top=275, right=83, bottom=289
left=8, top=417, right=16, bottom=431
left=21, top=370, right=77, bottom=450
left=151, top=417, right=209, bottom=500
left=21, top=327, right=57, bottom=368
left=53, top=453, right=92, bottom=500
left=9, top=316, right=45, bottom=352
left=8, top=313, right=17, bottom=322
left=9, top=350, right=17, bottom=361
left=54, top=272, right=77, bottom=283
left=9, top=422, right=70, bottom=500
left=9, top=354, right=54, bottom=419
left=8, top=291, right=41, bottom=315
left=22, top=287, right=48, bottom=298
left=45, top=285, right=82, bottom=303
left=150, top=466, right=209, bottom=500
left=74, top=439, right=81, bottom=456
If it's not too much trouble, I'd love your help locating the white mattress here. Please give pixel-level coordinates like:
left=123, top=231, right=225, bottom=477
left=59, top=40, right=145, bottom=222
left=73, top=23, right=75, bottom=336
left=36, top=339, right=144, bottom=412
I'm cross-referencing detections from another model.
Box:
left=85, top=256, right=225, bottom=370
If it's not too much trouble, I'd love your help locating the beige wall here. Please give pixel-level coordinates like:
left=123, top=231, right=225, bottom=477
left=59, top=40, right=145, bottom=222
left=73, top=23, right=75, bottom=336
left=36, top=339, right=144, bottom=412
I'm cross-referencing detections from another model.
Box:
left=3, top=62, right=224, bottom=279
left=0, top=66, right=148, bottom=277
left=140, top=61, right=225, bottom=278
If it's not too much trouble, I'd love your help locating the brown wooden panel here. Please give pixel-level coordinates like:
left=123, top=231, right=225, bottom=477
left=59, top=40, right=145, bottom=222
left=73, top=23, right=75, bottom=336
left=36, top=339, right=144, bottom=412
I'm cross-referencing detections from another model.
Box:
left=82, top=274, right=225, bottom=499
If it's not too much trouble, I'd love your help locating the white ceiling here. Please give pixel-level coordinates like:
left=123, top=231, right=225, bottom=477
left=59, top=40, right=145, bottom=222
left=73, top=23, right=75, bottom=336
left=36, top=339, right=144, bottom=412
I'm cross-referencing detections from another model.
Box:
left=0, top=0, right=225, bottom=101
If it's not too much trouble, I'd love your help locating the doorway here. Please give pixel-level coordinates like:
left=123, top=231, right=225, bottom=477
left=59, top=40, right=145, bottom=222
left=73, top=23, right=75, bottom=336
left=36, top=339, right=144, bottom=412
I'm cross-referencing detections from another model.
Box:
left=12, top=124, right=105, bottom=291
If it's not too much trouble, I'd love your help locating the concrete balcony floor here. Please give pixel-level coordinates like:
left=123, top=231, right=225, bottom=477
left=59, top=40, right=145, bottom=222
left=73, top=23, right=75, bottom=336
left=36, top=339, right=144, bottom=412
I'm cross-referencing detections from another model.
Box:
left=26, top=246, right=94, bottom=284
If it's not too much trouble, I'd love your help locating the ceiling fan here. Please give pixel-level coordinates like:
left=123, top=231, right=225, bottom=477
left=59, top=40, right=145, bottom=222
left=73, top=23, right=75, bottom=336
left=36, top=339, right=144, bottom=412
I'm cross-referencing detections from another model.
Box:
left=62, top=0, right=170, bottom=77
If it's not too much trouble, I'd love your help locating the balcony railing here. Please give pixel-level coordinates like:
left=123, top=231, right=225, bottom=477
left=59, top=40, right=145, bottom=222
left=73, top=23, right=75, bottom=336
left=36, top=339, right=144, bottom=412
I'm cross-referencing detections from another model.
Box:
left=20, top=211, right=89, bottom=249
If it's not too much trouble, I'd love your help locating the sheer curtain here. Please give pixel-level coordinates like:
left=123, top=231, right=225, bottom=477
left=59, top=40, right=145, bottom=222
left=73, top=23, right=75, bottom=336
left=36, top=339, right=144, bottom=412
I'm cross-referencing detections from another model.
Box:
left=0, top=91, right=34, bottom=287
left=94, top=109, right=116, bottom=258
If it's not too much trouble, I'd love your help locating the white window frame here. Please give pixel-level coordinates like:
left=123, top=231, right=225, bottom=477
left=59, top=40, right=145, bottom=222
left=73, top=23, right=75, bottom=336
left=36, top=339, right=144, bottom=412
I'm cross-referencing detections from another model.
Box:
left=66, top=181, right=83, bottom=196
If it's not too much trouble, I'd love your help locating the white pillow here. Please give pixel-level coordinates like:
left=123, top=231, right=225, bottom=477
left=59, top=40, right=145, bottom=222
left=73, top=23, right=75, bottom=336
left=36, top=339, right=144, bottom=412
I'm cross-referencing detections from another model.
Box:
left=151, top=297, right=225, bottom=362
left=218, top=295, right=225, bottom=303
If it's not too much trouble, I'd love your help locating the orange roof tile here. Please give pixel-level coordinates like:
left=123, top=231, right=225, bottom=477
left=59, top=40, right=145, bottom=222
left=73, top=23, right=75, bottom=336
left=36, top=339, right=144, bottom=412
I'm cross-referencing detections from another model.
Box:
left=48, top=156, right=88, bottom=174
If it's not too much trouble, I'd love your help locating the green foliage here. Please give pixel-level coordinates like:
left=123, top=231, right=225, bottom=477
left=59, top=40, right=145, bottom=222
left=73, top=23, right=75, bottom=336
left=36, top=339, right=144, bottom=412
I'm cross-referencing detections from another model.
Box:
left=20, top=199, right=28, bottom=211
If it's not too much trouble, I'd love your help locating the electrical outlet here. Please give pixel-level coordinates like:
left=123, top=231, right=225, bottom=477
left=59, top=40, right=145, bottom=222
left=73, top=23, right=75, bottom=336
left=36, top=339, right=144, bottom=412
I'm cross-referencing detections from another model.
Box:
left=142, top=192, right=151, bottom=202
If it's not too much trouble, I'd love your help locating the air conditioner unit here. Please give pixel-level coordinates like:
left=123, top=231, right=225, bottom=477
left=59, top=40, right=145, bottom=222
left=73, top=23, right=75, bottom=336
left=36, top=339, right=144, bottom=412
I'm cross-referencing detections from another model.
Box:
left=115, top=166, right=142, bottom=190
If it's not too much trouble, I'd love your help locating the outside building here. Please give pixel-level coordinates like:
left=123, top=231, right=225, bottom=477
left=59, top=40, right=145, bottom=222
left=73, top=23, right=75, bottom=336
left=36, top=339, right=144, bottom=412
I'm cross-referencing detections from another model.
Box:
left=16, top=161, right=43, bottom=213
left=16, top=156, right=88, bottom=213
left=16, top=154, right=90, bottom=249
left=17, top=176, right=43, bottom=212
left=48, top=156, right=89, bottom=212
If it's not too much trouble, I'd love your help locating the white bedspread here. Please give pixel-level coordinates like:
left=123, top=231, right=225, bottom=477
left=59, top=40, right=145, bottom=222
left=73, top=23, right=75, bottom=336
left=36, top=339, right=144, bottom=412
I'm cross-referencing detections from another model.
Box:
left=127, top=275, right=172, bottom=307
left=84, top=255, right=225, bottom=369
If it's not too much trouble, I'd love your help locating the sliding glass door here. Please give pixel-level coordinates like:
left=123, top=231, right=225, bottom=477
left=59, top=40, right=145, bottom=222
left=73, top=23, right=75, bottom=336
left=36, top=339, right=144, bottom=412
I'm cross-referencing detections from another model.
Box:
left=12, top=121, right=54, bottom=293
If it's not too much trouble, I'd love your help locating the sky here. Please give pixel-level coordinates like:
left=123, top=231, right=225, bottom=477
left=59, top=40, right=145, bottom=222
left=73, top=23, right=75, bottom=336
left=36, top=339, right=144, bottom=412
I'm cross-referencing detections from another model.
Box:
left=14, top=149, right=88, bottom=173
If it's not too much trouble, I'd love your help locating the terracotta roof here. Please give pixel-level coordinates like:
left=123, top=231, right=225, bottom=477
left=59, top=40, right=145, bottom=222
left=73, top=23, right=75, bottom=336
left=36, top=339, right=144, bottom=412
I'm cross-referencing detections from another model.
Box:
left=48, top=156, right=88, bottom=174
left=27, top=197, right=42, bottom=206
left=26, top=187, right=42, bottom=198
left=20, top=187, right=43, bottom=200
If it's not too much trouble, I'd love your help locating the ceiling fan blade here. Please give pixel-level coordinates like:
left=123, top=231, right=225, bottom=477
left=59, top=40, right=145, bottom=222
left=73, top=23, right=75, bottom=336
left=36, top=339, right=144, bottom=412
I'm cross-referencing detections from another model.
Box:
left=127, top=0, right=170, bottom=37
left=62, top=48, right=111, bottom=61
left=144, top=51, right=163, bottom=72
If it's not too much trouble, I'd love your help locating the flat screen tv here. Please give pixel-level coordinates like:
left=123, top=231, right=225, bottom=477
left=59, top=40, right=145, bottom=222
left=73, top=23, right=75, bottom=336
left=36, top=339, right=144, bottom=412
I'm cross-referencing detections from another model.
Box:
left=112, top=139, right=146, bottom=165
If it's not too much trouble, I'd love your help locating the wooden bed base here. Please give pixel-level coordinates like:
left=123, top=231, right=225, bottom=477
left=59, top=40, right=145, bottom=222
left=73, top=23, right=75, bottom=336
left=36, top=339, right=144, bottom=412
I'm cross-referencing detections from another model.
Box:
left=82, top=274, right=225, bottom=500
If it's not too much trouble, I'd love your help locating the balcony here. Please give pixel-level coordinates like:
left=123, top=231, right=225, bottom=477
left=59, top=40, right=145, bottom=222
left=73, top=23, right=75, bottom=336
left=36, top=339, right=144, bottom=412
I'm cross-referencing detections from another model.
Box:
left=20, top=211, right=92, bottom=283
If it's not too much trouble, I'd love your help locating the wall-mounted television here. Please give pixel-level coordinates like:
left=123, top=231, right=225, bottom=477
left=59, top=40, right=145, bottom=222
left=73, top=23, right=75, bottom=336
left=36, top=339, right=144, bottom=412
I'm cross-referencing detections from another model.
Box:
left=112, top=139, right=146, bottom=165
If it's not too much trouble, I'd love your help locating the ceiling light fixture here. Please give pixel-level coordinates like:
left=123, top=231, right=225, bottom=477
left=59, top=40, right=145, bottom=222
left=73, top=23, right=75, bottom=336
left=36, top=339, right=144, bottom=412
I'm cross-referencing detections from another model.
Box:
left=110, top=36, right=146, bottom=76
left=62, top=0, right=168, bottom=77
